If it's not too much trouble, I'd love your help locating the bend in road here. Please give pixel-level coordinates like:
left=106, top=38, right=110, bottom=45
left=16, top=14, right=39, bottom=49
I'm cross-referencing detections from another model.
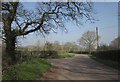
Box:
left=37, top=54, right=119, bottom=80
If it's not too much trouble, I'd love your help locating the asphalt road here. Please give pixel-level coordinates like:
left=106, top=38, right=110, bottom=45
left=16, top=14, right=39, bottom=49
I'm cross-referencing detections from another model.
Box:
left=37, top=54, right=119, bottom=80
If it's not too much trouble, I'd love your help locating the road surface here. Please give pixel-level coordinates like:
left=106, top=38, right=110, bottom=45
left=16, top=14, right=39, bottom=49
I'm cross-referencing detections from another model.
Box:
left=37, top=54, right=119, bottom=80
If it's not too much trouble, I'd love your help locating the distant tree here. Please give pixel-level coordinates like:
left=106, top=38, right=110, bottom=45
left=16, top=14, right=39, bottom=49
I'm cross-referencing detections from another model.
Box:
left=62, top=42, right=80, bottom=52
left=63, top=42, right=72, bottom=51
left=44, top=41, right=53, bottom=51
left=109, top=37, right=120, bottom=50
left=1, top=2, right=94, bottom=63
left=98, top=43, right=109, bottom=51
left=78, top=31, right=99, bottom=52
left=69, top=42, right=80, bottom=52
left=52, top=41, right=61, bottom=51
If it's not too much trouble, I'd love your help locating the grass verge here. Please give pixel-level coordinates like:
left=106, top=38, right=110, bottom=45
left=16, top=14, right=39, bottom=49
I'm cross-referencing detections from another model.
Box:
left=58, top=52, right=74, bottom=58
left=3, top=59, right=51, bottom=80
left=89, top=54, right=120, bottom=70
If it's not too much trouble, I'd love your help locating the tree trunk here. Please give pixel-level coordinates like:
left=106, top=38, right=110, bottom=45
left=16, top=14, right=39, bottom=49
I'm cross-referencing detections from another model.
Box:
left=5, top=31, right=17, bottom=64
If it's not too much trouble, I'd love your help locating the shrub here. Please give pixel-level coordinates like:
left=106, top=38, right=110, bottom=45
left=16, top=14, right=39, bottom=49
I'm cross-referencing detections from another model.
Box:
left=39, top=50, right=58, bottom=58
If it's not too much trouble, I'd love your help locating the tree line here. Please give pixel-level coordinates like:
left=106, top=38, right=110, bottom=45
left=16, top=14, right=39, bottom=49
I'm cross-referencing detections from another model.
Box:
left=16, top=31, right=120, bottom=52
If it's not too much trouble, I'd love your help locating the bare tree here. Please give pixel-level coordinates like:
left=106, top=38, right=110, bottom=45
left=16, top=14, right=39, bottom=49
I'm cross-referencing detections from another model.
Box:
left=63, top=42, right=73, bottom=51
left=78, top=31, right=99, bottom=52
left=1, top=2, right=94, bottom=63
left=52, top=41, right=61, bottom=51
left=62, top=42, right=79, bottom=52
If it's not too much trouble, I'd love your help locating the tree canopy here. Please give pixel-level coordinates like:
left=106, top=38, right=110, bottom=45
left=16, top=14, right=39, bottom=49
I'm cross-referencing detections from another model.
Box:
left=2, top=2, right=94, bottom=38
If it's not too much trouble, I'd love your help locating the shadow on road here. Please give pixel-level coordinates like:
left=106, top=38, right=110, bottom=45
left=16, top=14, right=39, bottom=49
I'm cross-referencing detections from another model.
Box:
left=37, top=54, right=119, bottom=80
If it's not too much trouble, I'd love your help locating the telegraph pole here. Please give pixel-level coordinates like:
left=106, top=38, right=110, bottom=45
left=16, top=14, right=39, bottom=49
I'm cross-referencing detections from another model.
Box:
left=96, top=27, right=99, bottom=51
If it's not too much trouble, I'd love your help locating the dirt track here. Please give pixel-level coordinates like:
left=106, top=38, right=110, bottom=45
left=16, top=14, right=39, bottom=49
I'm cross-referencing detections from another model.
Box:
left=37, top=54, right=119, bottom=80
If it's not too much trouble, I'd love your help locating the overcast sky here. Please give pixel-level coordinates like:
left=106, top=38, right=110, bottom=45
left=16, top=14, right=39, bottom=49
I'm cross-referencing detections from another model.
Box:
left=18, top=2, right=118, bottom=46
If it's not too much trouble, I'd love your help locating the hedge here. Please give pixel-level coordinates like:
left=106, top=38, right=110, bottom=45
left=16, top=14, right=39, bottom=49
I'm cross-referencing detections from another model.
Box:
left=16, top=50, right=58, bottom=60
left=69, top=50, right=119, bottom=62
left=91, top=50, right=119, bottom=62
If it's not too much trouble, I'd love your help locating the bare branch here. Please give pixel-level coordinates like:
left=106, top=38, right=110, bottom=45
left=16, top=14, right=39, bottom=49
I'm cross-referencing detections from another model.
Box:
left=2, top=2, right=95, bottom=38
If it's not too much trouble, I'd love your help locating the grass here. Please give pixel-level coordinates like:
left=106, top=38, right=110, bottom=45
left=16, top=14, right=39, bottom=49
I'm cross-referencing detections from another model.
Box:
left=2, top=52, right=74, bottom=80
left=3, top=59, right=51, bottom=80
left=89, top=54, right=120, bottom=70
left=58, top=52, right=74, bottom=58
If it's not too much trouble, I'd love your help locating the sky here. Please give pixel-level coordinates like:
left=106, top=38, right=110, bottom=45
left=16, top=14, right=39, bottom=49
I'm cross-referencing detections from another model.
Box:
left=19, top=2, right=118, bottom=46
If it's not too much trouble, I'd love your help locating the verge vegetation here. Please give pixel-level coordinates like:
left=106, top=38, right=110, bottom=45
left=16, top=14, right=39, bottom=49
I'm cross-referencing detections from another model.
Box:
left=3, top=51, right=74, bottom=80
left=3, top=59, right=51, bottom=80
left=58, top=52, right=74, bottom=58
left=89, top=54, right=120, bottom=70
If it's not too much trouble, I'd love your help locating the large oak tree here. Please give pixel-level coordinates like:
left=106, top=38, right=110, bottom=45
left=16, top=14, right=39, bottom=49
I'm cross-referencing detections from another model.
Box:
left=1, top=1, right=94, bottom=64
